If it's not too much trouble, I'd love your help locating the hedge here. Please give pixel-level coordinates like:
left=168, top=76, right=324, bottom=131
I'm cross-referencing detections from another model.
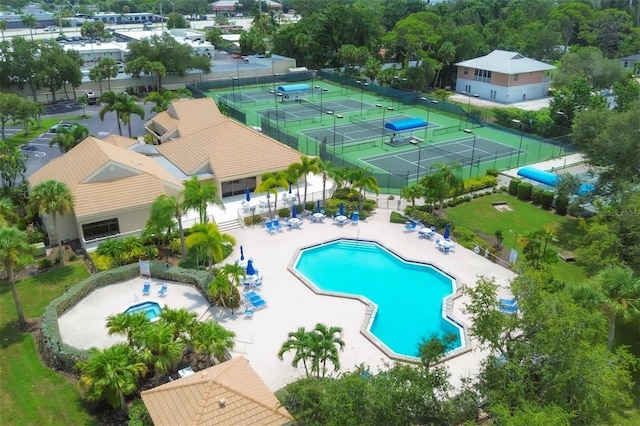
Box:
left=540, top=190, right=554, bottom=209
left=508, top=178, right=521, bottom=196
left=531, top=187, right=544, bottom=205
left=40, top=262, right=210, bottom=373
left=517, top=182, right=533, bottom=201
left=460, top=175, right=498, bottom=195
left=555, top=196, right=569, bottom=216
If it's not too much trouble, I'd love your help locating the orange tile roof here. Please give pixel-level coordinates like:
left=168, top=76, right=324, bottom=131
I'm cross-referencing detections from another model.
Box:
left=101, top=134, right=139, bottom=148
left=156, top=119, right=303, bottom=179
left=145, top=97, right=226, bottom=140
left=141, top=356, right=293, bottom=426
left=28, top=136, right=183, bottom=219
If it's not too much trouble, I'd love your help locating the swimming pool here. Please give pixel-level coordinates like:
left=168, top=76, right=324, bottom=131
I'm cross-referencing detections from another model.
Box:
left=293, top=239, right=463, bottom=358
left=124, top=301, right=162, bottom=321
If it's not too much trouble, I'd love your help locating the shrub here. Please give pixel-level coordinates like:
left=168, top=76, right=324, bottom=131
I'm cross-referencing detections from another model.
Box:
left=362, top=199, right=377, bottom=211
left=243, top=215, right=263, bottom=227
left=390, top=211, right=407, bottom=223
left=277, top=208, right=290, bottom=218
left=499, top=186, right=508, bottom=193
left=508, top=178, right=521, bottom=196
left=486, top=168, right=499, bottom=177
left=305, top=201, right=315, bottom=211
left=555, top=196, right=569, bottom=216
left=540, top=190, right=554, bottom=209
left=90, top=253, right=115, bottom=272
left=531, top=187, right=544, bottom=205
left=38, top=258, right=53, bottom=271
left=128, top=399, right=153, bottom=426
left=68, top=253, right=77, bottom=262
left=461, top=175, right=498, bottom=194
left=517, top=182, right=533, bottom=201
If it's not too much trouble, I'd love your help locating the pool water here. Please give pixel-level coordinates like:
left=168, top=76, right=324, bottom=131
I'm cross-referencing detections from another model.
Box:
left=294, top=239, right=462, bottom=358
left=124, top=301, right=162, bottom=321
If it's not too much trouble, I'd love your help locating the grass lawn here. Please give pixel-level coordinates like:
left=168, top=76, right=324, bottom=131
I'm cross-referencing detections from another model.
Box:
left=0, top=262, right=97, bottom=425
left=443, top=194, right=585, bottom=287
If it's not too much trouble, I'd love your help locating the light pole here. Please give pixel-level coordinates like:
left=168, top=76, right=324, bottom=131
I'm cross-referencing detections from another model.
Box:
left=326, top=111, right=344, bottom=153
left=555, top=111, right=569, bottom=134
left=409, top=139, right=423, bottom=181
left=512, top=119, right=525, bottom=167
left=376, top=104, right=394, bottom=146
left=356, top=80, right=369, bottom=115
left=463, top=128, right=477, bottom=177
left=420, top=97, right=438, bottom=139
left=461, top=91, right=479, bottom=129
left=318, top=88, right=328, bottom=122
left=231, top=77, right=238, bottom=104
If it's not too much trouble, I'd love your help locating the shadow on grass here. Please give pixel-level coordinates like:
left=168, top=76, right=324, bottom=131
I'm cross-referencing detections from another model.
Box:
left=0, top=318, right=30, bottom=349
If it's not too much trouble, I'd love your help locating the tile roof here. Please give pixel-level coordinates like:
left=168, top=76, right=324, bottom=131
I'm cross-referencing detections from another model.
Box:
left=28, top=136, right=183, bottom=218
left=156, top=115, right=303, bottom=179
left=101, top=134, right=139, bottom=149
left=145, top=97, right=227, bottom=141
left=141, top=356, right=293, bottom=426
left=455, top=50, right=556, bottom=74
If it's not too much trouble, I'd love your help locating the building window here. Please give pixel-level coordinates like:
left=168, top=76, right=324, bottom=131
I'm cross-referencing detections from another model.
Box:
left=514, top=74, right=519, bottom=81
left=82, top=218, right=120, bottom=241
left=473, top=69, right=492, bottom=83
left=463, top=68, right=468, bottom=75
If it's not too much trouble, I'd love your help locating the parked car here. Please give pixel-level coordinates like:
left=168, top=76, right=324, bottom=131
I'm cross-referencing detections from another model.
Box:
left=49, top=123, right=75, bottom=133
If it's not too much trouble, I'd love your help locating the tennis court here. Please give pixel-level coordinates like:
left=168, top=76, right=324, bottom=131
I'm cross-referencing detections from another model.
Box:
left=220, top=89, right=277, bottom=104
left=257, top=98, right=370, bottom=123
left=363, top=136, right=524, bottom=180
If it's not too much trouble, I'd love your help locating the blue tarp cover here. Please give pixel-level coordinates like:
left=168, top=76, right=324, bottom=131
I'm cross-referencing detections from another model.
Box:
left=517, top=167, right=557, bottom=186
left=277, top=83, right=311, bottom=93
left=517, top=167, right=595, bottom=195
left=384, top=118, right=427, bottom=132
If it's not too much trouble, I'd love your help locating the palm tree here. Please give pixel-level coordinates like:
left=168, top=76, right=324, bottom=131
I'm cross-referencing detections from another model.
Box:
left=116, top=93, right=145, bottom=138
left=192, top=320, right=235, bottom=367
left=221, top=262, right=246, bottom=287
left=308, top=323, right=345, bottom=379
left=29, top=180, right=75, bottom=266
left=315, top=160, right=334, bottom=207
left=159, top=307, right=197, bottom=341
left=277, top=326, right=312, bottom=376
left=185, top=223, right=236, bottom=272
left=152, top=194, right=187, bottom=261
left=21, top=14, right=37, bottom=41
left=99, top=91, right=123, bottom=136
left=289, top=156, right=319, bottom=205
left=182, top=176, right=224, bottom=224
left=208, top=274, right=234, bottom=308
left=91, top=58, right=119, bottom=93
left=400, top=184, right=422, bottom=208
left=256, top=171, right=288, bottom=219
left=419, top=163, right=464, bottom=210
left=144, top=90, right=178, bottom=113
left=106, top=312, right=149, bottom=346
left=0, top=227, right=35, bottom=326
left=0, top=19, right=7, bottom=42
left=77, top=343, right=147, bottom=411
left=0, top=197, right=18, bottom=226
left=350, top=169, right=380, bottom=211
left=137, top=319, right=185, bottom=386
left=48, top=124, right=89, bottom=153
left=595, top=266, right=640, bottom=351
left=97, top=238, right=126, bottom=266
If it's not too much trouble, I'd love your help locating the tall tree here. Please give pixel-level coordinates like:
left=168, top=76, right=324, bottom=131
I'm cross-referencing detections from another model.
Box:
left=185, top=222, right=236, bottom=272
left=77, top=344, right=147, bottom=411
left=308, top=323, right=345, bottom=379
left=595, top=266, right=640, bottom=351
left=256, top=171, right=288, bottom=219
left=419, top=163, right=464, bottom=210
left=21, top=14, right=36, bottom=41
left=277, top=326, right=312, bottom=377
left=0, top=227, right=35, bottom=326
left=0, top=140, right=27, bottom=190
left=48, top=124, right=89, bottom=153
left=137, top=319, right=185, bottom=386
left=349, top=168, right=380, bottom=211
left=99, top=91, right=123, bottom=136
left=29, top=180, right=75, bottom=265
left=191, top=320, right=235, bottom=367
left=150, top=194, right=187, bottom=261
left=182, top=176, right=223, bottom=224
left=116, top=93, right=145, bottom=138
left=90, top=58, right=119, bottom=94
left=144, top=90, right=177, bottom=113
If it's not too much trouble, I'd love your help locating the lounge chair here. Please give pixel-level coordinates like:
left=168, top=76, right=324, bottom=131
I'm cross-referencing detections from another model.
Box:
left=142, top=282, right=151, bottom=295
left=351, top=212, right=359, bottom=225
left=158, top=284, right=168, bottom=297
left=499, top=301, right=518, bottom=314
left=404, top=220, right=419, bottom=231
left=499, top=298, right=517, bottom=308
left=273, top=219, right=284, bottom=232
left=244, top=306, right=254, bottom=318
left=265, top=221, right=276, bottom=233
left=243, top=290, right=267, bottom=309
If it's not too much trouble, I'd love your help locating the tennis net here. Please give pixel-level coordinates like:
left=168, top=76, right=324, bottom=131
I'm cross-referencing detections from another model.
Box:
left=349, top=116, right=380, bottom=133
left=300, top=98, right=323, bottom=113
left=425, top=144, right=470, bottom=166
left=261, top=85, right=276, bottom=94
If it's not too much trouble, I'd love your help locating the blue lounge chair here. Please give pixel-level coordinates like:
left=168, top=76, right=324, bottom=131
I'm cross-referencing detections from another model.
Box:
left=273, top=219, right=284, bottom=232
left=142, top=282, right=151, bottom=295
left=265, top=221, right=276, bottom=233
left=404, top=220, right=419, bottom=231
left=244, top=306, right=254, bottom=318
left=499, top=298, right=517, bottom=307
left=243, top=291, right=267, bottom=309
left=499, top=301, right=518, bottom=314
left=351, top=211, right=359, bottom=225
left=158, top=284, right=168, bottom=297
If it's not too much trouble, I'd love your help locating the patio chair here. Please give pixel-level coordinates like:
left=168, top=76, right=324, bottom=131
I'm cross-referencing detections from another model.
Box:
left=244, top=306, right=254, bottom=318
left=273, top=219, right=284, bottom=232
left=142, top=282, right=151, bottom=295
left=499, top=298, right=517, bottom=308
left=265, top=221, right=276, bottom=233
left=351, top=211, right=359, bottom=225
left=158, top=284, right=168, bottom=297
left=499, top=301, right=518, bottom=314
left=404, top=220, right=419, bottom=231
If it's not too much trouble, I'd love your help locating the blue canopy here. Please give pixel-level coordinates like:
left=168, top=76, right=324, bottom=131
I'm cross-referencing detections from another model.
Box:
left=577, top=183, right=595, bottom=195
left=384, top=118, right=427, bottom=132
left=277, top=83, right=311, bottom=93
left=246, top=259, right=257, bottom=276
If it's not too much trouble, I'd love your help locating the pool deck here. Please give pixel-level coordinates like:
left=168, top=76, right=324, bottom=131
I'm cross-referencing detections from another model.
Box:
left=59, top=200, right=516, bottom=392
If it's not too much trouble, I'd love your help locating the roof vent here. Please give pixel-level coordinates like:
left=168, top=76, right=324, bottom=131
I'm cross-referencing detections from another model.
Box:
left=219, top=398, right=226, bottom=407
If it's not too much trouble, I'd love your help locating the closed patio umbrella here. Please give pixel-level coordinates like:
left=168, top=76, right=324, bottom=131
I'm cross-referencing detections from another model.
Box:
left=316, top=200, right=321, bottom=213
left=246, top=259, right=257, bottom=275
left=288, top=181, right=293, bottom=194
left=339, top=202, right=344, bottom=216
left=240, top=245, right=244, bottom=261
left=292, top=205, right=297, bottom=218
left=443, top=223, right=451, bottom=240
left=245, top=188, right=251, bottom=202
